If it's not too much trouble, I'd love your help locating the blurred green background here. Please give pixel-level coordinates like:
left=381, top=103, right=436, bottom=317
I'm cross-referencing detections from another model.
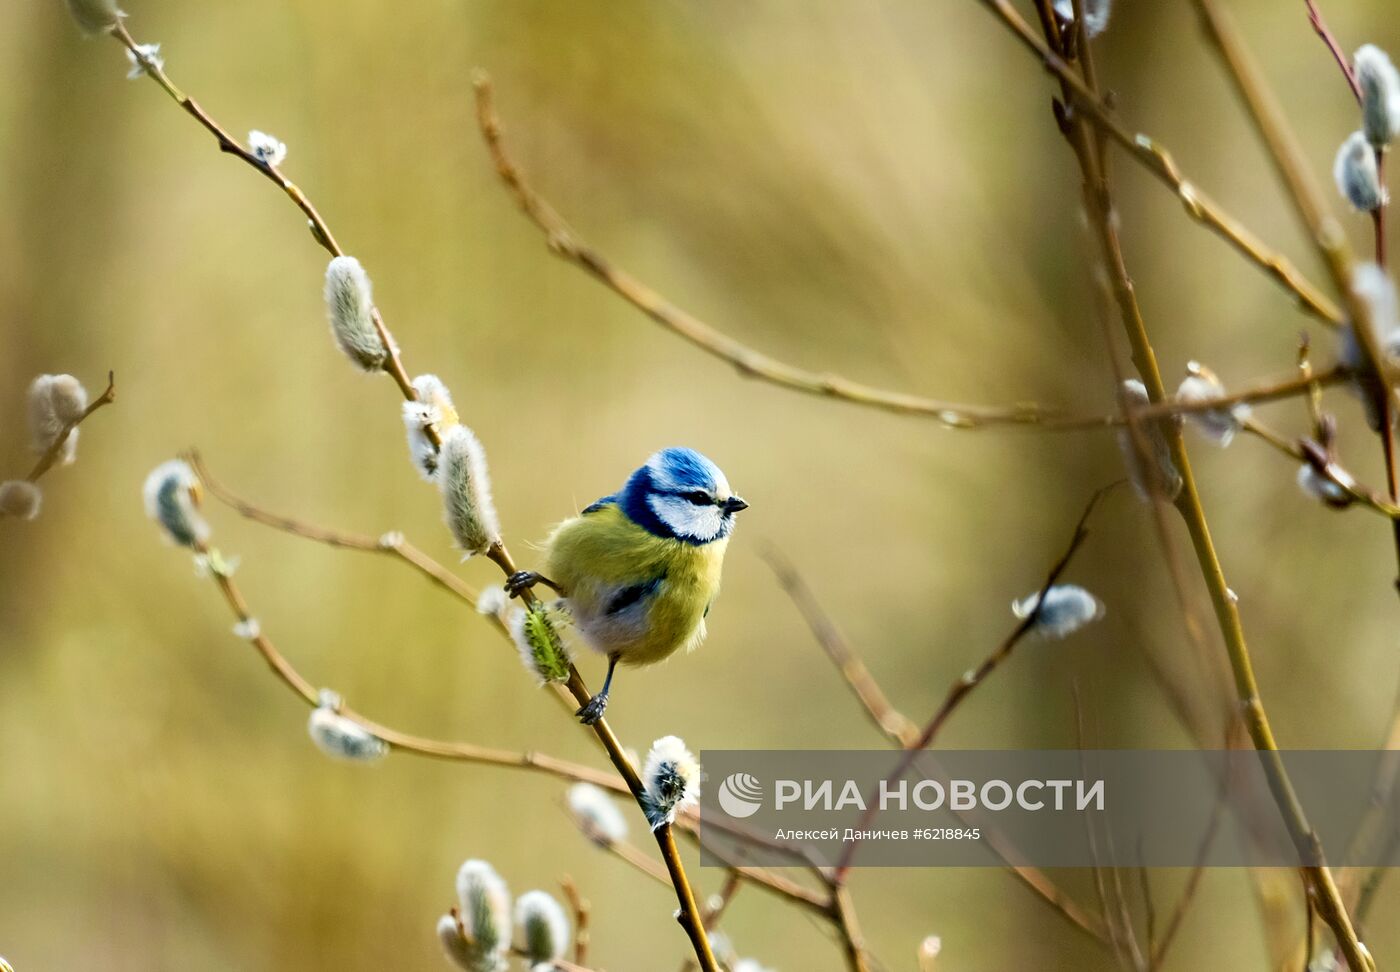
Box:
left=4, top=1, right=1400, bottom=969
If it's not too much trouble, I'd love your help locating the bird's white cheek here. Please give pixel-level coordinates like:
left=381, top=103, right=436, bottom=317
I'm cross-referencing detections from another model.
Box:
left=648, top=495, right=723, bottom=541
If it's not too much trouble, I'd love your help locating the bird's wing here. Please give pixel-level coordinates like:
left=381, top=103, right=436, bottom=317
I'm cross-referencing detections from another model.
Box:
left=604, top=574, right=665, bottom=616
left=580, top=493, right=617, bottom=515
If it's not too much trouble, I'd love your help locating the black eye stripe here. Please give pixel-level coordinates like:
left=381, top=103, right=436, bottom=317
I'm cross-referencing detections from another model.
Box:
left=680, top=490, right=713, bottom=505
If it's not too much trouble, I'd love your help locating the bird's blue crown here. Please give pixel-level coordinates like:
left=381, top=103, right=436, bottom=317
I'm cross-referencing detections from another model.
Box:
left=598, top=447, right=747, bottom=544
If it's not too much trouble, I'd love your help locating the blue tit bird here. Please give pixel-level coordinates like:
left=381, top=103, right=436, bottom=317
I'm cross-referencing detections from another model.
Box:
left=505, top=447, right=748, bottom=724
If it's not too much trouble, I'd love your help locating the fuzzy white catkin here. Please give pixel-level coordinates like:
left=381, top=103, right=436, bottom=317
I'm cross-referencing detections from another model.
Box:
left=1342, top=263, right=1400, bottom=429
left=733, top=961, right=775, bottom=972
left=1357, top=45, right=1400, bottom=148
left=515, top=890, right=570, bottom=963
left=1011, top=584, right=1105, bottom=639
left=1335, top=131, right=1384, bottom=212
left=27, top=374, right=87, bottom=465
left=248, top=130, right=287, bottom=167
left=142, top=459, right=210, bottom=548
left=438, top=425, right=501, bottom=557
left=404, top=374, right=459, bottom=480
left=455, top=860, right=512, bottom=968
left=476, top=585, right=507, bottom=618
left=1116, top=379, right=1182, bottom=501
left=307, top=692, right=388, bottom=763
left=567, top=782, right=629, bottom=844
left=66, top=0, right=124, bottom=34
left=1052, top=0, right=1111, bottom=37
left=642, top=735, right=701, bottom=830
left=324, top=256, right=388, bottom=371
left=1176, top=363, right=1249, bottom=447
left=1297, top=465, right=1350, bottom=505
left=437, top=914, right=478, bottom=972
left=1350, top=263, right=1400, bottom=360
left=0, top=481, right=42, bottom=520
left=125, top=43, right=162, bottom=80
left=919, top=936, right=943, bottom=971
left=46, top=374, right=88, bottom=423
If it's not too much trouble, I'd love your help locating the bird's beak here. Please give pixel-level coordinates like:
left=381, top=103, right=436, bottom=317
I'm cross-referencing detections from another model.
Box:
left=723, top=496, right=749, bottom=513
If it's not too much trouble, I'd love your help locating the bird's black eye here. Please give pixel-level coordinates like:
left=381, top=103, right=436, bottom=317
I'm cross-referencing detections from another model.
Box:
left=682, top=490, right=713, bottom=506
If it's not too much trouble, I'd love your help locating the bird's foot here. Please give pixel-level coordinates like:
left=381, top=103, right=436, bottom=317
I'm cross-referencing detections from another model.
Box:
left=505, top=570, right=540, bottom=598
left=575, top=691, right=610, bottom=726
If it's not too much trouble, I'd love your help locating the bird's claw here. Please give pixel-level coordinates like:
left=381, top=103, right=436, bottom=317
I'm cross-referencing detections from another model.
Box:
left=505, top=570, right=538, bottom=599
left=576, top=692, right=610, bottom=726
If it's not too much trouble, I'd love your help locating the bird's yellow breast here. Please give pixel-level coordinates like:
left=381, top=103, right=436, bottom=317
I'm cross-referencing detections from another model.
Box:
left=543, top=504, right=728, bottom=666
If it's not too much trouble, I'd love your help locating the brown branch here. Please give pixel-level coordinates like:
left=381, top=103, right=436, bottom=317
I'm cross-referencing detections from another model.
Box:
left=1151, top=773, right=1227, bottom=966
left=770, top=513, right=1111, bottom=940
left=1122, top=5, right=1374, bottom=968
left=187, top=536, right=629, bottom=788
left=112, top=17, right=719, bottom=966
left=472, top=73, right=1073, bottom=429
left=833, top=483, right=1115, bottom=880
left=1074, top=687, right=1141, bottom=972
left=476, top=72, right=1351, bottom=438
left=831, top=887, right=870, bottom=972
left=1240, top=419, right=1400, bottom=519
left=973, top=0, right=1342, bottom=327
left=16, top=371, right=117, bottom=486
left=188, top=451, right=484, bottom=609
left=761, top=545, right=919, bottom=747
left=560, top=875, right=591, bottom=967
left=1305, top=0, right=1362, bottom=102
left=195, top=456, right=835, bottom=941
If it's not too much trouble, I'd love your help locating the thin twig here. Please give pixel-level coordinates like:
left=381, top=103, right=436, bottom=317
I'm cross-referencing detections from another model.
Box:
left=187, top=538, right=635, bottom=790
left=761, top=545, right=919, bottom=747
left=1241, top=419, right=1400, bottom=518
left=560, top=875, right=591, bottom=967
left=972, top=0, right=1342, bottom=327
left=1075, top=686, right=1133, bottom=972
left=764, top=536, right=1109, bottom=941
left=114, top=18, right=719, bottom=966
left=1305, top=0, right=1362, bottom=102
left=472, top=75, right=1057, bottom=429
left=1151, top=770, right=1227, bottom=966
left=1132, top=5, right=1376, bottom=968
left=831, top=887, right=870, bottom=972
left=474, top=74, right=1349, bottom=433
left=8, top=371, right=117, bottom=493
left=833, top=483, right=1115, bottom=879
left=189, top=451, right=483, bottom=609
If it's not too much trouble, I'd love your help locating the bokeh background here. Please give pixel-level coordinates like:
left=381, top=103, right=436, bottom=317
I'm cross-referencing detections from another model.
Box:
left=4, top=1, right=1400, bottom=969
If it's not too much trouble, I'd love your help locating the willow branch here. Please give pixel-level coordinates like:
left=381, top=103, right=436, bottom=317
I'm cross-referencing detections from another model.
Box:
left=1050, top=5, right=1374, bottom=967
left=1152, top=774, right=1227, bottom=967
left=185, top=540, right=634, bottom=789
left=831, top=887, right=870, bottom=972
left=769, top=526, right=1110, bottom=940
left=1305, top=0, right=1362, bottom=102
left=112, top=20, right=719, bottom=967
left=972, top=0, right=1342, bottom=327
left=1239, top=419, right=1400, bottom=518
left=833, top=483, right=1113, bottom=880
left=14, top=371, right=117, bottom=486
left=193, top=458, right=830, bottom=929
left=188, top=451, right=484, bottom=608
left=472, top=75, right=1073, bottom=429
left=560, top=876, right=591, bottom=967
left=761, top=546, right=919, bottom=747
